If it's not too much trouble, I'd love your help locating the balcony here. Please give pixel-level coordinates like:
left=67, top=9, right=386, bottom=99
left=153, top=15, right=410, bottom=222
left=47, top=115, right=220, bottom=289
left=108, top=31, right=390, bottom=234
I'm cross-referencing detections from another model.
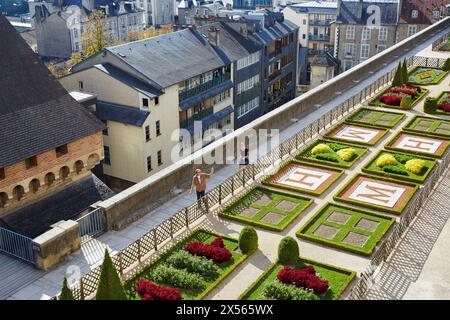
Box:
left=180, top=107, right=214, bottom=129
left=268, top=69, right=282, bottom=82
left=179, top=73, right=231, bottom=102
left=309, top=19, right=334, bottom=26
left=308, top=34, right=331, bottom=42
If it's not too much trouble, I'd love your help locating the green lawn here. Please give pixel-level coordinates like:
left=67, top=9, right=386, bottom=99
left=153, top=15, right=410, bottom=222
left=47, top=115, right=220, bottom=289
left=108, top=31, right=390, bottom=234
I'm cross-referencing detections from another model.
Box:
left=218, top=186, right=313, bottom=231
left=345, top=108, right=405, bottom=128
left=240, top=258, right=355, bottom=300
left=407, top=66, right=448, bottom=85
left=362, top=150, right=437, bottom=184
left=369, top=86, right=429, bottom=110
left=124, top=229, right=248, bottom=300
left=403, top=115, right=450, bottom=138
left=296, top=203, right=395, bottom=256
left=296, top=139, right=368, bottom=169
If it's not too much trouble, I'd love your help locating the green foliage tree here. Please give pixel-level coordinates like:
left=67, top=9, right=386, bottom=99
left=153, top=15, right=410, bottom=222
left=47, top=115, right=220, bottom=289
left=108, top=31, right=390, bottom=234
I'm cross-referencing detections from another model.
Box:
left=443, top=58, right=450, bottom=71
left=81, top=10, right=110, bottom=58
left=95, top=249, right=127, bottom=300
left=424, top=97, right=438, bottom=113
left=400, top=96, right=413, bottom=110
left=392, top=62, right=403, bottom=86
left=402, top=59, right=408, bottom=83
left=278, top=236, right=299, bottom=265
left=239, top=227, right=258, bottom=254
left=59, top=277, right=75, bottom=300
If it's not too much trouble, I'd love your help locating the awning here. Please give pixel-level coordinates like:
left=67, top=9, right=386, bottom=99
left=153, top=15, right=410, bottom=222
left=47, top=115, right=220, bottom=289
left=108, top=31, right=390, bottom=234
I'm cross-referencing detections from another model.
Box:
left=179, top=80, right=234, bottom=111
left=96, top=101, right=150, bottom=126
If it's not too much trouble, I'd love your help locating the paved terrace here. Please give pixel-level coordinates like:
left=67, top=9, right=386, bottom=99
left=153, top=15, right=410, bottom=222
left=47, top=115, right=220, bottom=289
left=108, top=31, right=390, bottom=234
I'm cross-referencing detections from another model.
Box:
left=1, top=21, right=450, bottom=300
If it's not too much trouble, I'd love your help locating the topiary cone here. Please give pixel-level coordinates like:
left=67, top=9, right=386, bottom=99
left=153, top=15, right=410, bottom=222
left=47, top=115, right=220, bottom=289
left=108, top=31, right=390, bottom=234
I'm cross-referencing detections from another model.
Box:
left=278, top=236, right=299, bottom=265
left=60, top=277, right=75, bottom=300
left=239, top=227, right=258, bottom=254
left=96, top=249, right=127, bottom=300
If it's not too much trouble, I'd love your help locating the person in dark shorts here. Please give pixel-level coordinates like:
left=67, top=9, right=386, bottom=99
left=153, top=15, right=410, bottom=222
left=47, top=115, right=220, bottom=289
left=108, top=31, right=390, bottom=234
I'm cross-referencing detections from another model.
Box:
left=190, top=167, right=214, bottom=201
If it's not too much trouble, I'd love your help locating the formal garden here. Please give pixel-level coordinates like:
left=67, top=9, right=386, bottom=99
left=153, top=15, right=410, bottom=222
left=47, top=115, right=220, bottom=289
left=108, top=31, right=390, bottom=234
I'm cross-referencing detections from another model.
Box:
left=296, top=203, right=395, bottom=256
left=345, top=108, right=405, bottom=128
left=324, top=123, right=389, bottom=146
left=403, top=115, right=450, bottom=137
left=385, top=132, right=450, bottom=158
left=407, top=66, right=448, bottom=85
left=296, top=140, right=368, bottom=169
left=263, top=160, right=344, bottom=196
left=218, top=187, right=313, bottom=231
left=239, top=237, right=356, bottom=300
left=423, top=91, right=450, bottom=114
left=362, top=150, right=437, bottom=183
left=334, top=174, right=418, bottom=215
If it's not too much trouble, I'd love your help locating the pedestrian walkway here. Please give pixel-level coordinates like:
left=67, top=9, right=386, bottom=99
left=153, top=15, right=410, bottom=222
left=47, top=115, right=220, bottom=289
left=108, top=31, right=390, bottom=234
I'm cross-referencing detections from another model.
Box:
left=1, top=29, right=448, bottom=300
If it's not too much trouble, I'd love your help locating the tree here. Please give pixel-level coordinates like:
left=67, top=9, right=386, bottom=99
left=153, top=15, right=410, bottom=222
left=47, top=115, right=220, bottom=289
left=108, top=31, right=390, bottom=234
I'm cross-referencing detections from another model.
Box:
left=278, top=236, right=299, bottom=265
left=59, top=277, right=75, bottom=300
left=239, top=227, right=258, bottom=254
left=402, top=59, right=408, bottom=83
left=81, top=10, right=109, bottom=58
left=443, top=58, right=450, bottom=71
left=392, top=62, right=403, bottom=86
left=96, top=249, right=127, bottom=300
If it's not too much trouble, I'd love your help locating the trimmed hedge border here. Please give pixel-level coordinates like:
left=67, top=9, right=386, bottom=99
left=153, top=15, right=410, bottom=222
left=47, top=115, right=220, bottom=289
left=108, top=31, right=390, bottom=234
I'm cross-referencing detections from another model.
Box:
left=407, top=66, right=449, bottom=86
left=324, top=122, right=390, bottom=147
left=362, top=150, right=437, bottom=184
left=218, top=186, right=314, bottom=232
left=238, top=258, right=356, bottom=300
left=368, top=86, right=429, bottom=110
left=262, top=160, right=345, bottom=197
left=403, top=114, right=450, bottom=138
left=345, top=108, right=406, bottom=129
left=384, top=131, right=450, bottom=159
left=333, top=173, right=419, bottom=215
left=296, top=202, right=396, bottom=256
left=124, top=228, right=251, bottom=300
left=296, top=139, right=369, bottom=169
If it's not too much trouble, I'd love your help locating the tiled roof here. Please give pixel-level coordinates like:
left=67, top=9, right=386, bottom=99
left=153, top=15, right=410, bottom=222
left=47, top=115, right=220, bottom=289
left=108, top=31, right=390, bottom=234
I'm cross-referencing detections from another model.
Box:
left=399, top=0, right=449, bottom=24
left=0, top=14, right=105, bottom=168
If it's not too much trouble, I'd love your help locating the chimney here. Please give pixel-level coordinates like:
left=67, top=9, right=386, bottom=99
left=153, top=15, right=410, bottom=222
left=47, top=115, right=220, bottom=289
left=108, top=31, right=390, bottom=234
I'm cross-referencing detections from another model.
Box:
left=119, top=1, right=126, bottom=15
left=105, top=4, right=110, bottom=16
left=357, top=0, right=363, bottom=20
left=209, top=26, right=220, bottom=47
left=336, top=0, right=342, bottom=19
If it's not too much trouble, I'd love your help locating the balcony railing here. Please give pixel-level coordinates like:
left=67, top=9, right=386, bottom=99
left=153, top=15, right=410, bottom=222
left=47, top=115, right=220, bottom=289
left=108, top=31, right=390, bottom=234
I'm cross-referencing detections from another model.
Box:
left=268, top=69, right=282, bottom=81
left=179, top=73, right=231, bottom=101
left=180, top=107, right=213, bottom=129
left=309, top=19, right=333, bottom=26
left=308, top=34, right=331, bottom=42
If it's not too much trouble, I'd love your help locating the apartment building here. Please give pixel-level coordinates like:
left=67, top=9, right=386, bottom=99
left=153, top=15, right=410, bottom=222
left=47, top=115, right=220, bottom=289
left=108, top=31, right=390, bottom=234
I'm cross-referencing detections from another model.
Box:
left=336, top=0, right=399, bottom=71
left=0, top=15, right=110, bottom=238
left=33, top=0, right=146, bottom=59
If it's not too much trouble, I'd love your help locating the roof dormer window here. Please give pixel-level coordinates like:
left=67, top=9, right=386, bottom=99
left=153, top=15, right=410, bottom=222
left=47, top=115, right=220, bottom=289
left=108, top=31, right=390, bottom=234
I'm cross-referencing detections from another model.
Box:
left=411, top=10, right=418, bottom=18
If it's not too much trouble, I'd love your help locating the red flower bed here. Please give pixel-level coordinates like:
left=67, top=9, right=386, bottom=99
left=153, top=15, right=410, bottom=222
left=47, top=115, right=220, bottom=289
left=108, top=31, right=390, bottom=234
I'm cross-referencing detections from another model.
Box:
left=185, top=237, right=232, bottom=263
left=379, top=95, right=402, bottom=106
left=438, top=103, right=450, bottom=112
left=135, top=279, right=182, bottom=300
left=277, top=266, right=329, bottom=295
left=397, top=84, right=420, bottom=91
left=386, top=89, right=417, bottom=97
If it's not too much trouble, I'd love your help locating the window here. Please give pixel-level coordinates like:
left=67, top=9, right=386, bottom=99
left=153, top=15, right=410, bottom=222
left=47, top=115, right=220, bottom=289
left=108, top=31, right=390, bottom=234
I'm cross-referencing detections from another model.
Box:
left=377, top=45, right=386, bottom=53
left=344, top=43, right=355, bottom=57
left=360, top=44, right=370, bottom=59
left=0, top=168, right=4, bottom=180
left=143, top=126, right=150, bottom=142
left=303, top=19, right=306, bottom=25
left=157, top=150, right=162, bottom=166
left=78, top=81, right=84, bottom=91
left=104, top=146, right=111, bottom=165
left=236, top=52, right=260, bottom=70
left=102, top=120, right=108, bottom=135
left=343, top=60, right=353, bottom=71
left=346, top=26, right=355, bottom=40
left=73, top=29, right=78, bottom=38
left=55, top=144, right=68, bottom=157
left=25, top=156, right=37, bottom=169
left=411, top=9, right=418, bottom=18
left=142, top=98, right=149, bottom=108
left=147, top=156, right=152, bottom=172
left=378, top=27, right=388, bottom=41
left=302, top=34, right=306, bottom=39
left=155, top=97, right=159, bottom=105
left=362, top=27, right=371, bottom=41
left=433, top=10, right=440, bottom=20
left=407, top=25, right=417, bottom=37
left=213, top=90, right=230, bottom=104
left=156, top=120, right=161, bottom=136
left=237, top=97, right=259, bottom=119
left=237, top=75, right=260, bottom=95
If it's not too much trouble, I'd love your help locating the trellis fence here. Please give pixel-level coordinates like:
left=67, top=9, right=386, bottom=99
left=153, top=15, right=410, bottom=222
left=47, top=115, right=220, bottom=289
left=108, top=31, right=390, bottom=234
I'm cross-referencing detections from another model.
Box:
left=57, top=56, right=447, bottom=300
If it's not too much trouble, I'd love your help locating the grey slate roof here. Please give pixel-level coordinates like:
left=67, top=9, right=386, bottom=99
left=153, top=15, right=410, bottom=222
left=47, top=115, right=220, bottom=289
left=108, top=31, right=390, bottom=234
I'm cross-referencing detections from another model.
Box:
left=337, top=0, right=399, bottom=25
left=0, top=14, right=105, bottom=169
left=96, top=101, right=150, bottom=126
left=0, top=174, right=114, bottom=238
left=250, top=20, right=298, bottom=44
left=93, top=63, right=163, bottom=98
left=107, top=28, right=229, bottom=88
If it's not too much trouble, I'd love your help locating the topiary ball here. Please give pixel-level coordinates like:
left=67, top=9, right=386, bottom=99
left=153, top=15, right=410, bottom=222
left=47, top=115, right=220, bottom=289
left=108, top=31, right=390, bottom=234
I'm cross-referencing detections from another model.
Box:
left=239, top=227, right=258, bottom=254
left=278, top=236, right=299, bottom=265
left=376, top=154, right=397, bottom=168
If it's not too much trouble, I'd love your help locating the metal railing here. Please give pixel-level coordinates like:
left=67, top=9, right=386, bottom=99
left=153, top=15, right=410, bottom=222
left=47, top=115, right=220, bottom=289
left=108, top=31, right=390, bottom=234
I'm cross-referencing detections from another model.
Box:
left=432, top=31, right=450, bottom=51
left=57, top=55, right=448, bottom=300
left=0, top=227, right=35, bottom=264
left=179, top=73, right=231, bottom=101
left=76, top=208, right=106, bottom=242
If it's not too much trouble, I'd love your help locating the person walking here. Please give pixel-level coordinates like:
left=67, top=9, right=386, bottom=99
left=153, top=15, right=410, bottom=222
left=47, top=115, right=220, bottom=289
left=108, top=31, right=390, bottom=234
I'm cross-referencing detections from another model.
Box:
left=238, top=142, right=249, bottom=169
left=190, top=167, right=214, bottom=205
